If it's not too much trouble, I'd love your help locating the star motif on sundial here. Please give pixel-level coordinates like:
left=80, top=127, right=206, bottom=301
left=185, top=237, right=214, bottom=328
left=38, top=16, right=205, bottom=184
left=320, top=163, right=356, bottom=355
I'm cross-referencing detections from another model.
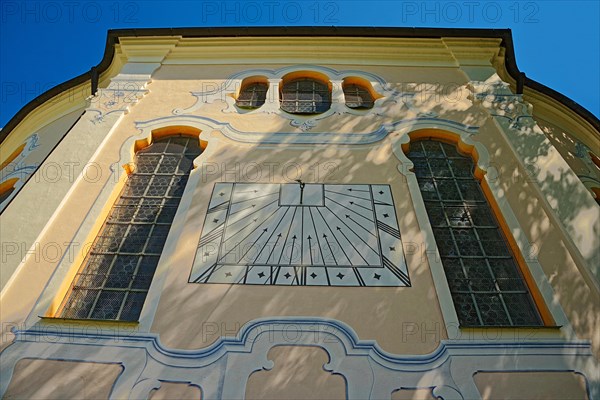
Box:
left=284, top=272, right=291, bottom=279
left=213, top=218, right=219, bottom=223
left=389, top=246, right=396, bottom=251
left=379, top=190, right=384, bottom=195
left=374, top=273, right=381, bottom=280
left=383, top=213, right=389, bottom=218
left=225, top=272, right=232, bottom=277
left=336, top=272, right=345, bottom=279
left=310, top=272, right=317, bottom=279
left=219, top=192, right=225, bottom=196
left=258, top=272, right=265, bottom=278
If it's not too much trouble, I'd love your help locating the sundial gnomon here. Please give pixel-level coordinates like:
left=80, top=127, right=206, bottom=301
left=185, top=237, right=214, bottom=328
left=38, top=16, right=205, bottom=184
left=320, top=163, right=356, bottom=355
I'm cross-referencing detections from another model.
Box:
left=190, top=182, right=410, bottom=286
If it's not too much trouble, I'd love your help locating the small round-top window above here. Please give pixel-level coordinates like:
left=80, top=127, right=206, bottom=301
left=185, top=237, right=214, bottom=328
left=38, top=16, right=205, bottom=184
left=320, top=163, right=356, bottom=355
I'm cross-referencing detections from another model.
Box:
left=343, top=83, right=374, bottom=109
left=280, top=78, right=331, bottom=114
left=236, top=82, right=268, bottom=109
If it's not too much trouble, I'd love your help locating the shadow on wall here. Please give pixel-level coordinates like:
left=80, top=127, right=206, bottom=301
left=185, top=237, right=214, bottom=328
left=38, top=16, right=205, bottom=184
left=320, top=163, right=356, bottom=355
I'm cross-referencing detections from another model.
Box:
left=3, top=79, right=599, bottom=399
left=245, top=346, right=346, bottom=399
left=3, top=359, right=123, bottom=399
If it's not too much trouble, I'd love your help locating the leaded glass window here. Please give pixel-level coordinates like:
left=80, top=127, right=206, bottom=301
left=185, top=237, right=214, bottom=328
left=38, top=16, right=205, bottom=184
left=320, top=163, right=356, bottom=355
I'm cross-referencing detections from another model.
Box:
left=60, top=136, right=201, bottom=321
left=280, top=78, right=331, bottom=114
left=236, top=82, right=268, bottom=109
left=408, top=140, right=542, bottom=326
left=343, top=84, right=374, bottom=109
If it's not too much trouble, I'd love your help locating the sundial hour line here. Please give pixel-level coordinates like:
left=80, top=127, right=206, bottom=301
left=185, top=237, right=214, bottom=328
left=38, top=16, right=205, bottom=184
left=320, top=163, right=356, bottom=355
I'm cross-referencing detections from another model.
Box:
left=265, top=233, right=283, bottom=265
left=228, top=198, right=278, bottom=223
left=324, top=207, right=380, bottom=256
left=251, top=206, right=293, bottom=264
left=349, top=201, right=373, bottom=212
left=345, top=214, right=378, bottom=237
left=218, top=206, right=283, bottom=261
left=236, top=227, right=269, bottom=264
left=346, top=187, right=370, bottom=193
left=353, top=267, right=366, bottom=286
left=308, top=207, right=328, bottom=266
left=307, top=235, right=314, bottom=264
left=376, top=220, right=402, bottom=239
left=207, top=201, right=230, bottom=214
left=336, top=226, right=370, bottom=265
left=277, top=206, right=299, bottom=265
left=315, top=207, right=352, bottom=265
left=228, top=202, right=256, bottom=216
left=289, top=235, right=298, bottom=266
left=324, top=195, right=376, bottom=227
left=309, top=206, right=339, bottom=266
left=198, top=228, right=224, bottom=248
left=325, top=189, right=371, bottom=201
left=224, top=199, right=278, bottom=238
left=231, top=191, right=278, bottom=205
left=321, top=233, right=338, bottom=266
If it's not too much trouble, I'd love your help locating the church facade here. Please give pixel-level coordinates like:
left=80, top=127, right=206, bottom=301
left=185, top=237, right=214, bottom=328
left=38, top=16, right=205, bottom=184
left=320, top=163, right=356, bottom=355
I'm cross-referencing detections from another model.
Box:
left=0, top=27, right=598, bottom=399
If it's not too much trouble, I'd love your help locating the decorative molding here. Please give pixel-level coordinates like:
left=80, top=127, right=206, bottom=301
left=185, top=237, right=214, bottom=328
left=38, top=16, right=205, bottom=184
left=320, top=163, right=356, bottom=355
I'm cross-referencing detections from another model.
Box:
left=86, top=61, right=168, bottom=124
left=574, top=141, right=600, bottom=196
left=137, top=114, right=478, bottom=145
left=86, top=80, right=149, bottom=123
left=470, top=74, right=600, bottom=287
left=389, top=122, right=573, bottom=333
left=1, top=318, right=596, bottom=400
left=0, top=133, right=40, bottom=182
left=391, top=124, right=485, bottom=327
left=0, top=133, right=41, bottom=212
left=171, top=65, right=441, bottom=131
left=469, top=80, right=536, bottom=131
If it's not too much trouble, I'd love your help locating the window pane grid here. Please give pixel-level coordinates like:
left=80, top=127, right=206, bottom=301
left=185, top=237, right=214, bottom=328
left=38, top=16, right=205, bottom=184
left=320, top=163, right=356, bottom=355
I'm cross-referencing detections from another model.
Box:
left=237, top=83, right=268, bottom=108
left=61, top=137, right=200, bottom=321
left=343, top=84, right=374, bottom=109
left=408, top=140, right=542, bottom=326
left=280, top=79, right=331, bottom=114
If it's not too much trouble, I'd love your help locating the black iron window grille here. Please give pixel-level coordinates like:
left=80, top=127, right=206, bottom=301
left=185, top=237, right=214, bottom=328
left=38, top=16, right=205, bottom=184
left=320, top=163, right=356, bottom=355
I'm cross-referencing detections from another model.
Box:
left=343, top=84, right=374, bottom=109
left=60, top=136, right=201, bottom=321
left=408, top=140, right=542, bottom=326
left=280, top=78, right=331, bottom=114
left=236, top=82, right=268, bottom=109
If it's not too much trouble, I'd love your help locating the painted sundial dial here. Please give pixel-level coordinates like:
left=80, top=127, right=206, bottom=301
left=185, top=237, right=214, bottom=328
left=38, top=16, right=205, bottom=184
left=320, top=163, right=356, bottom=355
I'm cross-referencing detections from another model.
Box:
left=189, top=182, right=410, bottom=287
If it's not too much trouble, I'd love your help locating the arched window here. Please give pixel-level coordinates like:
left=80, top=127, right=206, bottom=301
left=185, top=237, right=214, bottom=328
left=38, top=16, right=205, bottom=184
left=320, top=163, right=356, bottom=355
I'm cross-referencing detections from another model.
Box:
left=236, top=82, right=268, bottom=109
left=280, top=78, right=331, bottom=114
left=407, top=139, right=542, bottom=326
left=60, top=135, right=201, bottom=321
left=343, top=83, right=374, bottom=109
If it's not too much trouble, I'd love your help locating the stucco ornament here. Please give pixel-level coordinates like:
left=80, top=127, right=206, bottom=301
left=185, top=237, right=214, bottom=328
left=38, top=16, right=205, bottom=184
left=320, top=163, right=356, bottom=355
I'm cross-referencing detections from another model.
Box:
left=87, top=79, right=149, bottom=122
left=1, top=318, right=596, bottom=399
left=469, top=74, right=536, bottom=131
left=574, top=141, right=600, bottom=194
left=0, top=133, right=40, bottom=209
left=170, top=65, right=424, bottom=132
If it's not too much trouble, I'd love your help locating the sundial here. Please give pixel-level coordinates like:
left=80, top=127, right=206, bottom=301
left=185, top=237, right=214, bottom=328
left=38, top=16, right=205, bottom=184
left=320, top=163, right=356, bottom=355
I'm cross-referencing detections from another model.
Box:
left=189, top=182, right=410, bottom=286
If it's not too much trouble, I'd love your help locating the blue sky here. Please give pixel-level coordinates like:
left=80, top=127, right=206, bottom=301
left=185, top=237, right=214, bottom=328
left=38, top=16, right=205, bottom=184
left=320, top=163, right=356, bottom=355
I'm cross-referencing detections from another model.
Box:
left=1, top=0, right=599, bottom=127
